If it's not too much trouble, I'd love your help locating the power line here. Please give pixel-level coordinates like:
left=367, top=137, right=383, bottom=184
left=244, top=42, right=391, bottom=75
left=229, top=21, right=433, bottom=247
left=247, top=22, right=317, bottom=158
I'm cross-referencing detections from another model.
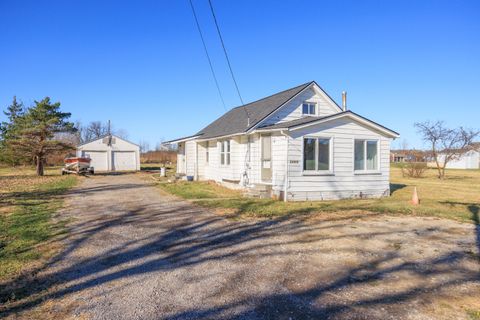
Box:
left=207, top=0, right=250, bottom=126
left=188, top=0, right=227, bottom=111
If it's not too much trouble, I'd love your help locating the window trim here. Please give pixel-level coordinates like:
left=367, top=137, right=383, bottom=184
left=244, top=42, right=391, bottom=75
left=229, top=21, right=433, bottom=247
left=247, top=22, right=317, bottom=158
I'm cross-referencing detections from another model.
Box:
left=302, top=102, right=317, bottom=116
left=302, top=136, right=334, bottom=175
left=220, top=140, right=231, bottom=166
left=353, top=138, right=380, bottom=174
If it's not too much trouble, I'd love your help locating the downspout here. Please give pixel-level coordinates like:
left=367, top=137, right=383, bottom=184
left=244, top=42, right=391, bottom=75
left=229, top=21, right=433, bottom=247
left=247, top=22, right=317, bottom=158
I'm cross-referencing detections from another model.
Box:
left=280, top=130, right=289, bottom=202
left=242, top=135, right=251, bottom=187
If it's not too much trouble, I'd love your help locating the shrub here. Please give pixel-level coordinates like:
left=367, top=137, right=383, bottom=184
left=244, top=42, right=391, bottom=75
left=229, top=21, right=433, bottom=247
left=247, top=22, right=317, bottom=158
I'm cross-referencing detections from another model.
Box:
left=401, top=162, right=428, bottom=178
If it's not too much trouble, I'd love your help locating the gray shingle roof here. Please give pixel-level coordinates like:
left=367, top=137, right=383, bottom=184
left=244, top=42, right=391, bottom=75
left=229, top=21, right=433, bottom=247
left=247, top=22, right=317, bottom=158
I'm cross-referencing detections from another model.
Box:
left=194, top=81, right=313, bottom=139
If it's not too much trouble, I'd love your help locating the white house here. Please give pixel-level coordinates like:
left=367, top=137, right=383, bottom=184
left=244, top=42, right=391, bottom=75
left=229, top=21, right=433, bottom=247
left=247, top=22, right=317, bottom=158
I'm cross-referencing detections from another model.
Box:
left=436, top=148, right=480, bottom=169
left=77, top=134, right=140, bottom=172
left=167, top=81, right=399, bottom=201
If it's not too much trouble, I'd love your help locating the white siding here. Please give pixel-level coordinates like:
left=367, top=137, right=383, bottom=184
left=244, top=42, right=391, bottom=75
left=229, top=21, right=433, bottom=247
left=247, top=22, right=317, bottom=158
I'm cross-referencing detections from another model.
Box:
left=77, top=135, right=140, bottom=171
left=438, top=151, right=480, bottom=169
left=188, top=134, right=274, bottom=188
left=197, top=142, right=206, bottom=179
left=177, top=142, right=186, bottom=174
left=204, top=139, right=219, bottom=181
left=185, top=140, right=196, bottom=177
left=285, top=118, right=392, bottom=201
left=260, top=87, right=340, bottom=127
left=210, top=137, right=245, bottom=183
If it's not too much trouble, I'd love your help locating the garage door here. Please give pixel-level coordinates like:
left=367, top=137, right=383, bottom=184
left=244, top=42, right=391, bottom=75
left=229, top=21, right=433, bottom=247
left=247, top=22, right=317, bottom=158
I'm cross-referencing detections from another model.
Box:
left=112, top=151, right=136, bottom=171
left=82, top=151, right=108, bottom=171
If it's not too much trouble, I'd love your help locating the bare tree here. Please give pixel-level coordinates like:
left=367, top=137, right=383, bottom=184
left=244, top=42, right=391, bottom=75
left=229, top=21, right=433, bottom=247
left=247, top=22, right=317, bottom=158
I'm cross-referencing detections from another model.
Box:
left=73, top=121, right=129, bottom=144
left=87, top=121, right=109, bottom=139
left=139, top=139, right=150, bottom=153
left=114, top=128, right=128, bottom=140
left=415, top=121, right=479, bottom=179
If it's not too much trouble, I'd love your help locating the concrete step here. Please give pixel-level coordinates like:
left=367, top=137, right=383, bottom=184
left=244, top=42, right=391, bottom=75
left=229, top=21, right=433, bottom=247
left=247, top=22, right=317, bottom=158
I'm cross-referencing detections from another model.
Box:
left=244, top=184, right=272, bottom=199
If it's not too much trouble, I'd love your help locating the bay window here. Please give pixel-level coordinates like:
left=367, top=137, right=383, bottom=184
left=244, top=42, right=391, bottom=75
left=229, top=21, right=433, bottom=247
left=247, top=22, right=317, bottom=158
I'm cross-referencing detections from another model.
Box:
left=354, top=139, right=378, bottom=171
left=303, top=137, right=331, bottom=172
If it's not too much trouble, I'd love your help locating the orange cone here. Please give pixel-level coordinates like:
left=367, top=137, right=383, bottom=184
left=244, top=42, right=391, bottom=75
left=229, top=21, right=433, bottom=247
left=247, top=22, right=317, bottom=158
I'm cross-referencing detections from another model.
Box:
left=411, top=187, right=419, bottom=205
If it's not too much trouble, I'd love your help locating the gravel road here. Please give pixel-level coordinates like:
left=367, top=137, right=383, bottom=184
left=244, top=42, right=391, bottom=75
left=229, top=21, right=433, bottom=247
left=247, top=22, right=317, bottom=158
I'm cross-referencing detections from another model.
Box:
left=10, top=173, right=480, bottom=319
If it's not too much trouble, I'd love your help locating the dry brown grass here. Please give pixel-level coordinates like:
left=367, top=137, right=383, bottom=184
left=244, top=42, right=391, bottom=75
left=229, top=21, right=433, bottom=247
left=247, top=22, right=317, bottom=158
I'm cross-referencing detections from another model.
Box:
left=158, top=167, right=480, bottom=223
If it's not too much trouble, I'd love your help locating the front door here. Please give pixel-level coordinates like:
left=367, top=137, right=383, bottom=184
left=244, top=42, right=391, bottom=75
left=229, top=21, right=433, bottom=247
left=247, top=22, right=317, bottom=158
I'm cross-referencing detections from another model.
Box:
left=261, top=135, right=272, bottom=182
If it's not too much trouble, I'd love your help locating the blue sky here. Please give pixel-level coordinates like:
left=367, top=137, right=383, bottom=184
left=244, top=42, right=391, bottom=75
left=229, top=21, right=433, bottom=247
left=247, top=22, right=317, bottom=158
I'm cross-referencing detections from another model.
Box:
left=0, top=0, right=479, bottom=149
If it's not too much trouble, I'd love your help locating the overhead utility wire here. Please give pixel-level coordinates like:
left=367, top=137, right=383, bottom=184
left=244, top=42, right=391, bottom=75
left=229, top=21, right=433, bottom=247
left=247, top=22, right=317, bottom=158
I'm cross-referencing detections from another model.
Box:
left=188, top=0, right=227, bottom=111
left=207, top=0, right=250, bottom=127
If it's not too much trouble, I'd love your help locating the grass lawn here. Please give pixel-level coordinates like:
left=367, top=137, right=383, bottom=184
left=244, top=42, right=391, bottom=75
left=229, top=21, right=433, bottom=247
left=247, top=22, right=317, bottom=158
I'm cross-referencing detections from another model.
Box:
left=0, top=166, right=77, bottom=286
left=158, top=167, right=480, bottom=223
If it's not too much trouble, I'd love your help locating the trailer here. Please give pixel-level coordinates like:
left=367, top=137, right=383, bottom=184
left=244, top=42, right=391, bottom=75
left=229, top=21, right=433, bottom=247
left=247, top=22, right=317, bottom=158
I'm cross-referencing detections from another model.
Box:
left=62, top=157, right=94, bottom=175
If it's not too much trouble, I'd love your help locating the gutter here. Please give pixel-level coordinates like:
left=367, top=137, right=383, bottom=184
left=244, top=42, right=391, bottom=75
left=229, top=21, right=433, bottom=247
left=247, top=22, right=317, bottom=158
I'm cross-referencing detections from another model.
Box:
left=280, top=130, right=290, bottom=202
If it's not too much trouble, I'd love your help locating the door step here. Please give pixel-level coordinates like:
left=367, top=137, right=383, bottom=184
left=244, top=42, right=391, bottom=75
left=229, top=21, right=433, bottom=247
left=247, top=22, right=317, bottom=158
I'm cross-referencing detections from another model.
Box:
left=244, top=184, right=272, bottom=199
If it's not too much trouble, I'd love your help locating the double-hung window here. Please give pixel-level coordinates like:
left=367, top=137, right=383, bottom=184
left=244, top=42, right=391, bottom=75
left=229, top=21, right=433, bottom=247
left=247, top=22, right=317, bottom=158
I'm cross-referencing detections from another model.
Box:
left=220, top=140, right=230, bottom=165
left=354, top=139, right=378, bottom=171
left=302, top=102, right=316, bottom=115
left=303, top=137, right=332, bottom=172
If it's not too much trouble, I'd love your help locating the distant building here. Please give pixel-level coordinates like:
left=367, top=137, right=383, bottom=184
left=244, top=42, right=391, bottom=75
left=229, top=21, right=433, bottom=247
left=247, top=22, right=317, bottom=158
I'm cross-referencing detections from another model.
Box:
left=77, top=134, right=141, bottom=171
left=427, top=143, right=480, bottom=169
left=434, top=149, right=480, bottom=169
left=390, top=151, right=407, bottom=163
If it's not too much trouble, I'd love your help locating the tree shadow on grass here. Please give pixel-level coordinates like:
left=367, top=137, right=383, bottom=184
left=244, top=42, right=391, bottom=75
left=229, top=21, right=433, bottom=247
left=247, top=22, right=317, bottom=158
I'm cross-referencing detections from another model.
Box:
left=1, top=180, right=479, bottom=319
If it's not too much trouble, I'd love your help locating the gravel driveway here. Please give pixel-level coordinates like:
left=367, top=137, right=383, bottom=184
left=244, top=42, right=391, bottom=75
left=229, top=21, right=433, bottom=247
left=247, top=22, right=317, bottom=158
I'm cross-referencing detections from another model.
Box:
left=7, top=174, right=480, bottom=319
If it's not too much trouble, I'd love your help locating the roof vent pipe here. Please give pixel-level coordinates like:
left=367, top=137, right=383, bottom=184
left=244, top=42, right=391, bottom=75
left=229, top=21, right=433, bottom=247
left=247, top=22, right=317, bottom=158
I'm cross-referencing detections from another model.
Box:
left=342, top=91, right=347, bottom=111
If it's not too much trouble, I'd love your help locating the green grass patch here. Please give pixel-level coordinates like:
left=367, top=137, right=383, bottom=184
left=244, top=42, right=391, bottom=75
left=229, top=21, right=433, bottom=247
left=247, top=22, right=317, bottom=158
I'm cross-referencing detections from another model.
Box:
left=467, top=309, right=480, bottom=320
left=158, top=168, right=480, bottom=223
left=0, top=170, right=77, bottom=281
left=159, top=181, right=241, bottom=199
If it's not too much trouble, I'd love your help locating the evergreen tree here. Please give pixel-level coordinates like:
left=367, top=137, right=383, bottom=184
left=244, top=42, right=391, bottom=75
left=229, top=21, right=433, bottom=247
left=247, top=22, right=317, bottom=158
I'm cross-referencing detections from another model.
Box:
left=0, top=96, right=25, bottom=166
left=9, top=97, right=76, bottom=175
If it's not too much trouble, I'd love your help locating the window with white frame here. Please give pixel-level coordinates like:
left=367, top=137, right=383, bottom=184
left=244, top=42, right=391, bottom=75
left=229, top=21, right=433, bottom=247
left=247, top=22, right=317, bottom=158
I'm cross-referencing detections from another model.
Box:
left=220, top=140, right=230, bottom=165
left=354, top=139, right=378, bottom=171
left=302, top=102, right=316, bottom=115
left=303, top=137, right=331, bottom=172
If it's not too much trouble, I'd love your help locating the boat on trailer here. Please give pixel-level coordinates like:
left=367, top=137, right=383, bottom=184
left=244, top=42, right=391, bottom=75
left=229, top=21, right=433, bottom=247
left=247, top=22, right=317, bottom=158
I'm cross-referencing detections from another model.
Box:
left=62, top=157, right=94, bottom=175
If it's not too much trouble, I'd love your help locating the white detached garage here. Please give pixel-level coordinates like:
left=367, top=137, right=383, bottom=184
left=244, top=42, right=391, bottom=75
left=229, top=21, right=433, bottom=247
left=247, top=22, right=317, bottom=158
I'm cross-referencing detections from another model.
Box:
left=77, top=135, right=140, bottom=172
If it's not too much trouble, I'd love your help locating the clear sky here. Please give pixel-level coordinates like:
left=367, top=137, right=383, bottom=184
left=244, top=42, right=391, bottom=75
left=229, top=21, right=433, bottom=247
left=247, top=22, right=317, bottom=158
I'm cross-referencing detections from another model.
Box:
left=1, top=0, right=479, bottom=149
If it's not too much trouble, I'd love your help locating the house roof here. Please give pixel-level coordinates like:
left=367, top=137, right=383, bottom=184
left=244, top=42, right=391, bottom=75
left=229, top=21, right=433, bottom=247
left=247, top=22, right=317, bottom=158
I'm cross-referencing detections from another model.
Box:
left=165, top=81, right=398, bottom=143
left=193, top=81, right=314, bottom=140
left=257, top=110, right=400, bottom=137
